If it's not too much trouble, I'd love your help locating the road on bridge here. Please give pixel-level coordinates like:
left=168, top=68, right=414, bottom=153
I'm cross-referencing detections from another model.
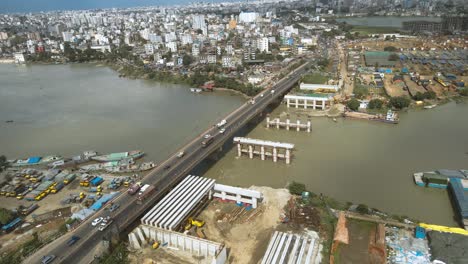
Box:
left=24, top=60, right=311, bottom=264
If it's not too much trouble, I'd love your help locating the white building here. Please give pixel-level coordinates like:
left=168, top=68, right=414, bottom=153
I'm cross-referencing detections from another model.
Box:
left=181, top=34, right=193, bottom=45
left=144, top=44, right=155, bottom=55
left=239, top=12, right=260, bottom=23
left=62, top=31, right=74, bottom=42
left=248, top=75, right=264, bottom=84
left=0, top=32, right=8, bottom=40
left=207, top=54, right=217, bottom=64
left=257, top=37, right=269, bottom=52
left=148, top=34, right=163, bottom=44
left=192, top=14, right=206, bottom=30
left=14, top=53, right=26, bottom=64
left=166, top=41, right=177, bottom=52
left=192, top=43, right=200, bottom=57
left=222, top=56, right=233, bottom=68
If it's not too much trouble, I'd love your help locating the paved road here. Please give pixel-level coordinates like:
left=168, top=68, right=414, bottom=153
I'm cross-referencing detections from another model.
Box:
left=24, top=60, right=311, bottom=264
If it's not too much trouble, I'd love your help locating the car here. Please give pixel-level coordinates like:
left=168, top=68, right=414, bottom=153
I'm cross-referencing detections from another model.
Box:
left=219, top=128, right=226, bottom=134
left=177, top=151, right=185, bottom=158
left=91, top=217, right=103, bottom=226
left=109, top=203, right=120, bottom=212
left=41, top=255, right=56, bottom=264
left=67, top=236, right=80, bottom=246
left=271, top=90, right=275, bottom=94
left=163, top=164, right=171, bottom=170
left=203, top=134, right=211, bottom=139
left=260, top=94, right=264, bottom=97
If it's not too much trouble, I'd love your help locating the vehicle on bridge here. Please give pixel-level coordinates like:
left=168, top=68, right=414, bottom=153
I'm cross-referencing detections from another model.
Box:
left=67, top=236, right=80, bottom=246
left=91, top=217, right=104, bottom=226
left=41, top=255, right=56, bottom=264
left=201, top=136, right=214, bottom=148
left=216, top=119, right=227, bottom=128
left=128, top=182, right=141, bottom=195
left=137, top=185, right=156, bottom=204
left=177, top=151, right=185, bottom=158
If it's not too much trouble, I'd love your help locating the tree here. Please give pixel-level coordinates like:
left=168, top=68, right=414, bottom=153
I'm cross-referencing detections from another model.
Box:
left=288, top=181, right=306, bottom=195
left=384, top=46, right=397, bottom=52
left=368, top=99, right=383, bottom=109
left=356, top=204, right=369, bottom=214
left=353, top=85, right=369, bottom=99
left=390, top=96, right=411, bottom=109
left=0, top=207, right=14, bottom=225
left=424, top=91, right=436, bottom=100
left=412, top=92, right=426, bottom=101
left=0, top=155, right=8, bottom=172
left=347, top=98, right=360, bottom=111
left=182, top=54, right=193, bottom=66
left=459, top=88, right=468, bottom=96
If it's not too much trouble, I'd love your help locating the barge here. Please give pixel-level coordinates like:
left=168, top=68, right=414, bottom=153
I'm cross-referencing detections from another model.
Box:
left=413, top=169, right=468, bottom=190
left=91, top=150, right=144, bottom=162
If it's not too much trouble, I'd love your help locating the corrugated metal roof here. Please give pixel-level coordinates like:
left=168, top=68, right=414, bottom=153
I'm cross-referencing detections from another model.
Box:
left=449, top=178, right=468, bottom=219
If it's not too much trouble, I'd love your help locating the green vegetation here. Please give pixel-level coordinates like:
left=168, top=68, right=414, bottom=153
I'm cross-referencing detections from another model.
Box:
left=368, top=99, right=383, bottom=109
left=0, top=207, right=14, bottom=225
left=347, top=98, right=360, bottom=111
left=301, top=73, right=328, bottom=84
left=350, top=26, right=399, bottom=35
left=353, top=85, right=369, bottom=99
left=0, top=155, right=8, bottom=172
left=98, top=242, right=129, bottom=264
left=384, top=46, right=398, bottom=52
left=389, top=96, right=411, bottom=109
left=182, top=54, right=193, bottom=66
left=458, top=88, right=468, bottom=96
left=288, top=181, right=307, bottom=195
left=413, top=91, right=436, bottom=101
left=356, top=204, right=370, bottom=214
left=317, top=58, right=330, bottom=69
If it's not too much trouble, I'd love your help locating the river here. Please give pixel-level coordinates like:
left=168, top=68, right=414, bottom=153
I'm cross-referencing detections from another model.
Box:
left=1, top=63, right=467, bottom=226
left=0, top=63, right=245, bottom=164
left=203, top=103, right=468, bottom=226
left=336, top=16, right=442, bottom=28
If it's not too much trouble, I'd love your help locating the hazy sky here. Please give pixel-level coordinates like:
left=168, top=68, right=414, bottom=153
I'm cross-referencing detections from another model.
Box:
left=0, top=0, right=204, bottom=13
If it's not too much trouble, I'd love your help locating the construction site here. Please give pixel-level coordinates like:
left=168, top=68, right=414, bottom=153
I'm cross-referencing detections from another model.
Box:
left=127, top=176, right=325, bottom=264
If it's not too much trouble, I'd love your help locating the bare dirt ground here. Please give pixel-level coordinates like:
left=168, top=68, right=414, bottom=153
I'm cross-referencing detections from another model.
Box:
left=403, top=75, right=427, bottom=97
left=127, top=186, right=291, bottom=264
left=337, top=219, right=377, bottom=264
left=383, top=75, right=408, bottom=97
left=198, top=186, right=291, bottom=264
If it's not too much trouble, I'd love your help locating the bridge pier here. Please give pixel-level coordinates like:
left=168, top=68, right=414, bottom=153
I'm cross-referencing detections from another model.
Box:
left=265, top=116, right=311, bottom=132
left=234, top=137, right=294, bottom=164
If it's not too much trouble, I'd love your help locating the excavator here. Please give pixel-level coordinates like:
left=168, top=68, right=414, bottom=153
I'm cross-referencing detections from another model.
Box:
left=184, top=217, right=205, bottom=230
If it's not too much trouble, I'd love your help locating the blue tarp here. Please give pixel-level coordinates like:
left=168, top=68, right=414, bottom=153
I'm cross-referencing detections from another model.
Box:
left=28, top=157, right=41, bottom=164
left=89, top=192, right=118, bottom=211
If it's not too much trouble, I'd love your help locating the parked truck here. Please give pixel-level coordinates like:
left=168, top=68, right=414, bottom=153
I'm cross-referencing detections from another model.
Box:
left=128, top=182, right=141, bottom=195
left=137, top=185, right=156, bottom=204
left=90, top=176, right=104, bottom=186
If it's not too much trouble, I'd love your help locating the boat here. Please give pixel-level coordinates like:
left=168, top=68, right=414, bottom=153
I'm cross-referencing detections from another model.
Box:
left=376, top=110, right=399, bottom=124
left=105, top=162, right=156, bottom=173
left=91, top=151, right=144, bottom=162
left=424, top=104, right=437, bottom=109
left=190, top=88, right=203, bottom=93
left=413, top=169, right=468, bottom=190
left=49, top=151, right=97, bottom=168
left=12, top=155, right=62, bottom=167
left=79, top=158, right=134, bottom=172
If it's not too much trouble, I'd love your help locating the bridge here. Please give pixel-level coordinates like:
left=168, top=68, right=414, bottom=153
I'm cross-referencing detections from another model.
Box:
left=25, top=61, right=311, bottom=264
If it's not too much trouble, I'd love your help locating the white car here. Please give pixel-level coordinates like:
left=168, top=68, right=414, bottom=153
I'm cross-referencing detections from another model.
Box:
left=219, top=128, right=226, bottom=134
left=204, top=134, right=211, bottom=139
left=91, top=217, right=103, bottom=226
left=271, top=90, right=275, bottom=94
left=177, top=151, right=185, bottom=158
left=260, top=94, right=264, bottom=97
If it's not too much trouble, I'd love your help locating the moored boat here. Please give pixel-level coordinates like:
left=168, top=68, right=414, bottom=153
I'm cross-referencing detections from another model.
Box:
left=12, top=155, right=62, bottom=167
left=105, top=162, right=156, bottom=173
left=413, top=169, right=468, bottom=190
left=190, top=88, right=203, bottom=93
left=91, top=150, right=144, bottom=162
left=49, top=151, right=97, bottom=168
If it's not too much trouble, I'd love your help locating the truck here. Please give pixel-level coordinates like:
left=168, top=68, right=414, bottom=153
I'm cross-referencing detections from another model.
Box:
left=201, top=137, right=214, bottom=148
left=137, top=185, right=156, bottom=204
left=128, top=182, right=141, bottom=195
left=90, top=176, right=104, bottom=186
left=1, top=217, right=23, bottom=232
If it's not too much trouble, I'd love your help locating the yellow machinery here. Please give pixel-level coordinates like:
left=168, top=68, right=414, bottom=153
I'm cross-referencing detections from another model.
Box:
left=419, top=223, right=468, bottom=236
left=184, top=217, right=205, bottom=230
left=152, top=241, right=159, bottom=249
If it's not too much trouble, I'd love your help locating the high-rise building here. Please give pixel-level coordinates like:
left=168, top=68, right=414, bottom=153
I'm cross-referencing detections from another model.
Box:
left=257, top=37, right=269, bottom=53
left=62, top=31, right=74, bottom=42
left=192, top=15, right=206, bottom=30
